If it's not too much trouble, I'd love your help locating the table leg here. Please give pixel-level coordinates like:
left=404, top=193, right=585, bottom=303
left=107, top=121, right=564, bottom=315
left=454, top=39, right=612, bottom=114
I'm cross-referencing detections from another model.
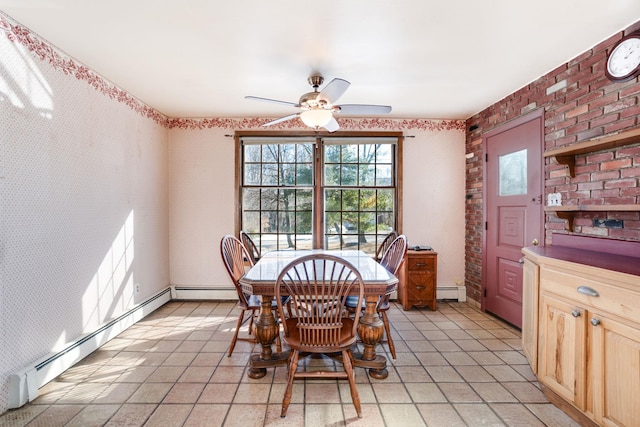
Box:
left=354, top=295, right=389, bottom=379
left=248, top=295, right=288, bottom=379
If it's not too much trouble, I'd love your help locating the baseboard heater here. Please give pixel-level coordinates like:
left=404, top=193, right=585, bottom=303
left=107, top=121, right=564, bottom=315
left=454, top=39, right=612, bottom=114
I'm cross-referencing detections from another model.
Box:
left=172, top=286, right=237, bottom=300
left=436, top=285, right=467, bottom=302
left=7, top=287, right=171, bottom=409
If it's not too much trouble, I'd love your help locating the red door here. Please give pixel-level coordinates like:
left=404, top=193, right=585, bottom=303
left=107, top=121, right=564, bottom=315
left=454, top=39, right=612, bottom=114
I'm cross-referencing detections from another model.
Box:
left=484, top=111, right=544, bottom=328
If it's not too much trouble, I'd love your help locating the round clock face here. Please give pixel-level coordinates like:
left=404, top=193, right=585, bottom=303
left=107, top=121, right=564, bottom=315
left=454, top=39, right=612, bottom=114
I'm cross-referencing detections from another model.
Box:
left=607, top=36, right=640, bottom=81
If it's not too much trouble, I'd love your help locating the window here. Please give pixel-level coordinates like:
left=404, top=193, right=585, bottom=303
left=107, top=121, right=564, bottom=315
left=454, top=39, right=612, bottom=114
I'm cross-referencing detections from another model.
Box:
left=237, top=133, right=401, bottom=256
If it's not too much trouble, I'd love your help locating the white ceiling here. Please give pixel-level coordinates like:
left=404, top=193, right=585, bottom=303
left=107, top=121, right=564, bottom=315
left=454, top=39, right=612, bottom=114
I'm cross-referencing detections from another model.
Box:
left=1, top=0, right=640, bottom=120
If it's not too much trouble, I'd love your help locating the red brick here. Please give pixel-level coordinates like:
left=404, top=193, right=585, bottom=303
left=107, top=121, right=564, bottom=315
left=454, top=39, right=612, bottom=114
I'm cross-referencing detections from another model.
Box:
left=585, top=152, right=614, bottom=163
left=621, top=167, right=640, bottom=177
left=591, top=170, right=621, bottom=181
left=577, top=181, right=604, bottom=190
left=604, top=178, right=637, bottom=189
left=601, top=158, right=633, bottom=170
left=605, top=117, right=638, bottom=133
left=577, top=127, right=605, bottom=142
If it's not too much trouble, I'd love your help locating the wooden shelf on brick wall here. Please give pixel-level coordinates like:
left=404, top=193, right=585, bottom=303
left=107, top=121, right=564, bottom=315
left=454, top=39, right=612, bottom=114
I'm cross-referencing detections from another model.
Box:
left=545, top=205, right=640, bottom=230
left=544, top=127, right=640, bottom=177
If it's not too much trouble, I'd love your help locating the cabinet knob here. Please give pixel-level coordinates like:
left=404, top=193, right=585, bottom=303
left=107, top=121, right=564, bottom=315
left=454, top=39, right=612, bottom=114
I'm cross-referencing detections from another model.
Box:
left=415, top=262, right=427, bottom=267
left=416, top=286, right=426, bottom=290
left=532, top=238, right=539, bottom=246
left=571, top=309, right=581, bottom=318
left=518, top=257, right=525, bottom=264
left=590, top=318, right=601, bottom=327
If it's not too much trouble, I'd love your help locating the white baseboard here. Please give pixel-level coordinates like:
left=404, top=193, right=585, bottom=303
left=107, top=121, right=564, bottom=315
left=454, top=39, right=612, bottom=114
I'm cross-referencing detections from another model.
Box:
left=7, top=287, right=171, bottom=409
left=172, top=287, right=237, bottom=300
left=436, top=285, right=467, bottom=302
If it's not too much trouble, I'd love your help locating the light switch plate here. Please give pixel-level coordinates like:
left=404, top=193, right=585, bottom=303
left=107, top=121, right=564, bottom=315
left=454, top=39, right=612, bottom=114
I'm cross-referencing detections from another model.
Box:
left=547, top=193, right=562, bottom=206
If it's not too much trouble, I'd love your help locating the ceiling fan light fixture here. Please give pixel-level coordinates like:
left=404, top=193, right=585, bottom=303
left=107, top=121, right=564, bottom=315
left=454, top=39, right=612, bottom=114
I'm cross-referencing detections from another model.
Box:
left=300, top=109, right=333, bottom=129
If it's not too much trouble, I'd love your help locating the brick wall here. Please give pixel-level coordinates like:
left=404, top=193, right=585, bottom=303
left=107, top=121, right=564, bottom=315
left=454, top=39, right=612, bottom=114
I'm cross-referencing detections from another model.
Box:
left=464, top=21, right=640, bottom=304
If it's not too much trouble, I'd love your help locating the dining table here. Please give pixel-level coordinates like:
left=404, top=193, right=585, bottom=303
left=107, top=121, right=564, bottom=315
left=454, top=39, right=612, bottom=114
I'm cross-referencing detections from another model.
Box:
left=239, top=249, right=399, bottom=380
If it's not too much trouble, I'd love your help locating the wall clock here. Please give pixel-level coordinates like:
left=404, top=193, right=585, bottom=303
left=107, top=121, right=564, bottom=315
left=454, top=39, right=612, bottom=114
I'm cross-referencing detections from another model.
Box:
left=605, top=31, right=640, bottom=82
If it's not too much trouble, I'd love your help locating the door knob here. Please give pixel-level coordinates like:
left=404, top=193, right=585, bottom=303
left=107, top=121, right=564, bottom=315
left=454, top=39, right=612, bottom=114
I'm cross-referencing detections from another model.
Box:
left=532, top=239, right=539, bottom=246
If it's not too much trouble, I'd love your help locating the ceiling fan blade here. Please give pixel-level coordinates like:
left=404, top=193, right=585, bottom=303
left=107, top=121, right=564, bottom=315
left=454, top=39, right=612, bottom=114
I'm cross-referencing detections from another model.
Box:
left=261, top=113, right=300, bottom=127
left=317, top=78, right=350, bottom=104
left=245, top=96, right=300, bottom=108
left=336, top=104, right=392, bottom=115
left=323, top=117, right=340, bottom=133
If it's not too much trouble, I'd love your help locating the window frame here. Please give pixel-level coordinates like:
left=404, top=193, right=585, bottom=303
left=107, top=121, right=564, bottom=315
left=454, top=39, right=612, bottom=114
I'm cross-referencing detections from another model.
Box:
left=234, top=130, right=403, bottom=253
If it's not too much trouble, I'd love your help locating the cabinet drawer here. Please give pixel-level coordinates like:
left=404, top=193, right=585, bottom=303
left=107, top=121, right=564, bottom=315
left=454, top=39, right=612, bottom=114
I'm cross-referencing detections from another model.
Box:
left=540, top=266, right=640, bottom=325
left=407, top=256, right=435, bottom=271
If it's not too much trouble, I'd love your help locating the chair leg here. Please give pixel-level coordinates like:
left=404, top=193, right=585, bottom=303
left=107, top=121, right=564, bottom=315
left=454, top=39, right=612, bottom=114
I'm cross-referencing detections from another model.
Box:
left=380, top=310, right=396, bottom=360
left=227, top=309, right=246, bottom=357
left=342, top=349, right=362, bottom=418
left=281, top=349, right=299, bottom=417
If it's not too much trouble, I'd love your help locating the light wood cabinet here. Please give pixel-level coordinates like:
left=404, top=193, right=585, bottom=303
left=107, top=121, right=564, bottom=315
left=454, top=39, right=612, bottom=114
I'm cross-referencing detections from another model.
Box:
left=523, top=244, right=640, bottom=427
left=397, top=250, right=437, bottom=311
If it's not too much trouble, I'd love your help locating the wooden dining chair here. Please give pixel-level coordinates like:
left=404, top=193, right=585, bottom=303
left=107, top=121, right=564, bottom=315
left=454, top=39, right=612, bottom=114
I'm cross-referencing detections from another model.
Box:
left=375, top=230, right=398, bottom=262
left=239, top=230, right=261, bottom=264
left=220, top=234, right=282, bottom=357
left=274, top=254, right=365, bottom=418
left=344, top=234, right=407, bottom=359
left=376, top=234, right=407, bottom=360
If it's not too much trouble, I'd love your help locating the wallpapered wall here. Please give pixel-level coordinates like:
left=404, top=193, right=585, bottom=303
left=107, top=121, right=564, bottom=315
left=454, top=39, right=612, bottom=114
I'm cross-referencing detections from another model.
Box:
left=0, top=14, right=170, bottom=413
left=0, top=12, right=466, bottom=414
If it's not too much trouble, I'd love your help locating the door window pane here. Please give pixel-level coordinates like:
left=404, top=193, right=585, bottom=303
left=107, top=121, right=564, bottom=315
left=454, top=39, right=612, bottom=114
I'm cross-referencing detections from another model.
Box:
left=499, top=149, right=527, bottom=196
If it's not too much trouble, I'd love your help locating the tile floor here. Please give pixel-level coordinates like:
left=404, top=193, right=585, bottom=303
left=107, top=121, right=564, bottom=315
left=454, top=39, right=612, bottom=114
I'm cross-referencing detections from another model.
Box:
left=0, top=301, right=580, bottom=427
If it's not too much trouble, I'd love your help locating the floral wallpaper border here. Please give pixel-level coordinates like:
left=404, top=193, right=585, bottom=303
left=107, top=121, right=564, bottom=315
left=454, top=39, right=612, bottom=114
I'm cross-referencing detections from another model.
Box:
left=1, top=12, right=465, bottom=133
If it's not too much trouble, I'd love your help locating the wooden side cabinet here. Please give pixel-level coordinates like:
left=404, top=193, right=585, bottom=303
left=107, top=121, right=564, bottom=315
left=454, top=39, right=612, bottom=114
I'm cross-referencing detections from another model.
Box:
left=398, top=250, right=437, bottom=311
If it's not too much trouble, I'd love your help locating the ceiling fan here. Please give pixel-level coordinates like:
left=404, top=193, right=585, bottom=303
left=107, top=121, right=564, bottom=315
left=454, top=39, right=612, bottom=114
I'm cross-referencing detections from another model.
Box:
left=245, top=75, right=392, bottom=132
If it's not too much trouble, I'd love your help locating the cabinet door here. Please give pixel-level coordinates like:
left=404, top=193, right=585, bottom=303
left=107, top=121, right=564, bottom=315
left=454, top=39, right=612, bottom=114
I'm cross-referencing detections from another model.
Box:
left=590, top=313, right=640, bottom=427
left=538, top=292, right=587, bottom=409
left=522, top=257, right=538, bottom=373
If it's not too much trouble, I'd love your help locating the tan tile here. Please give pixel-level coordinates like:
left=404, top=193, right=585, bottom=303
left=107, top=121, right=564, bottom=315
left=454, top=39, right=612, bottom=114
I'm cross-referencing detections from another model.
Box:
left=146, top=366, right=185, bottom=383
left=372, top=382, right=412, bottom=403
left=470, top=382, right=518, bottom=402
left=163, top=383, right=206, bottom=404
left=55, top=382, right=109, bottom=404
left=162, top=352, right=197, bottom=366
left=338, top=381, right=376, bottom=404
left=136, top=352, right=170, bottom=366
left=484, top=365, right=527, bottom=382
left=442, top=351, right=478, bottom=366
left=65, top=404, right=120, bottom=427
left=524, top=403, right=582, bottom=427
left=127, top=383, right=172, bottom=403
left=304, top=404, right=345, bottom=427
left=209, top=366, right=245, bottom=383
left=455, top=365, right=495, bottom=383
left=144, top=403, right=192, bottom=427
left=198, top=383, right=238, bottom=404
left=183, top=404, right=229, bottom=427
left=0, top=404, right=47, bottom=425
left=27, top=405, right=84, bottom=427
left=502, top=382, right=548, bottom=403
left=468, top=351, right=505, bottom=365
left=191, top=352, right=224, bottom=367
left=490, top=403, right=546, bottom=426
left=494, top=350, right=529, bottom=365
left=395, top=366, right=433, bottom=383
left=405, top=383, right=447, bottom=403
left=425, top=366, right=464, bottom=382
left=417, top=403, right=466, bottom=427
left=269, top=382, right=304, bottom=404
left=454, top=403, right=506, bottom=426
left=342, top=403, right=385, bottom=426
left=233, top=383, right=271, bottom=404
left=439, top=383, right=483, bottom=403
left=379, top=403, right=427, bottom=426
left=305, top=382, right=341, bottom=403
left=414, top=351, right=449, bottom=366
left=93, top=383, right=140, bottom=404
left=178, top=366, right=215, bottom=383
left=224, top=404, right=268, bottom=427
left=114, top=366, right=157, bottom=383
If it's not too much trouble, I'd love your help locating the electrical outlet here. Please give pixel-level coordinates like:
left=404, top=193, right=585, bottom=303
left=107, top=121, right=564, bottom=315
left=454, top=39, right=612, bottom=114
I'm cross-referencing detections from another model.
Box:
left=547, top=193, right=562, bottom=207
left=135, top=283, right=140, bottom=294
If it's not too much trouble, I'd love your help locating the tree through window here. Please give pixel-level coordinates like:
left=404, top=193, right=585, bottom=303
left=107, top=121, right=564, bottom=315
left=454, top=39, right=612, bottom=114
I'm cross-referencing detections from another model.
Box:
left=237, top=133, right=401, bottom=255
